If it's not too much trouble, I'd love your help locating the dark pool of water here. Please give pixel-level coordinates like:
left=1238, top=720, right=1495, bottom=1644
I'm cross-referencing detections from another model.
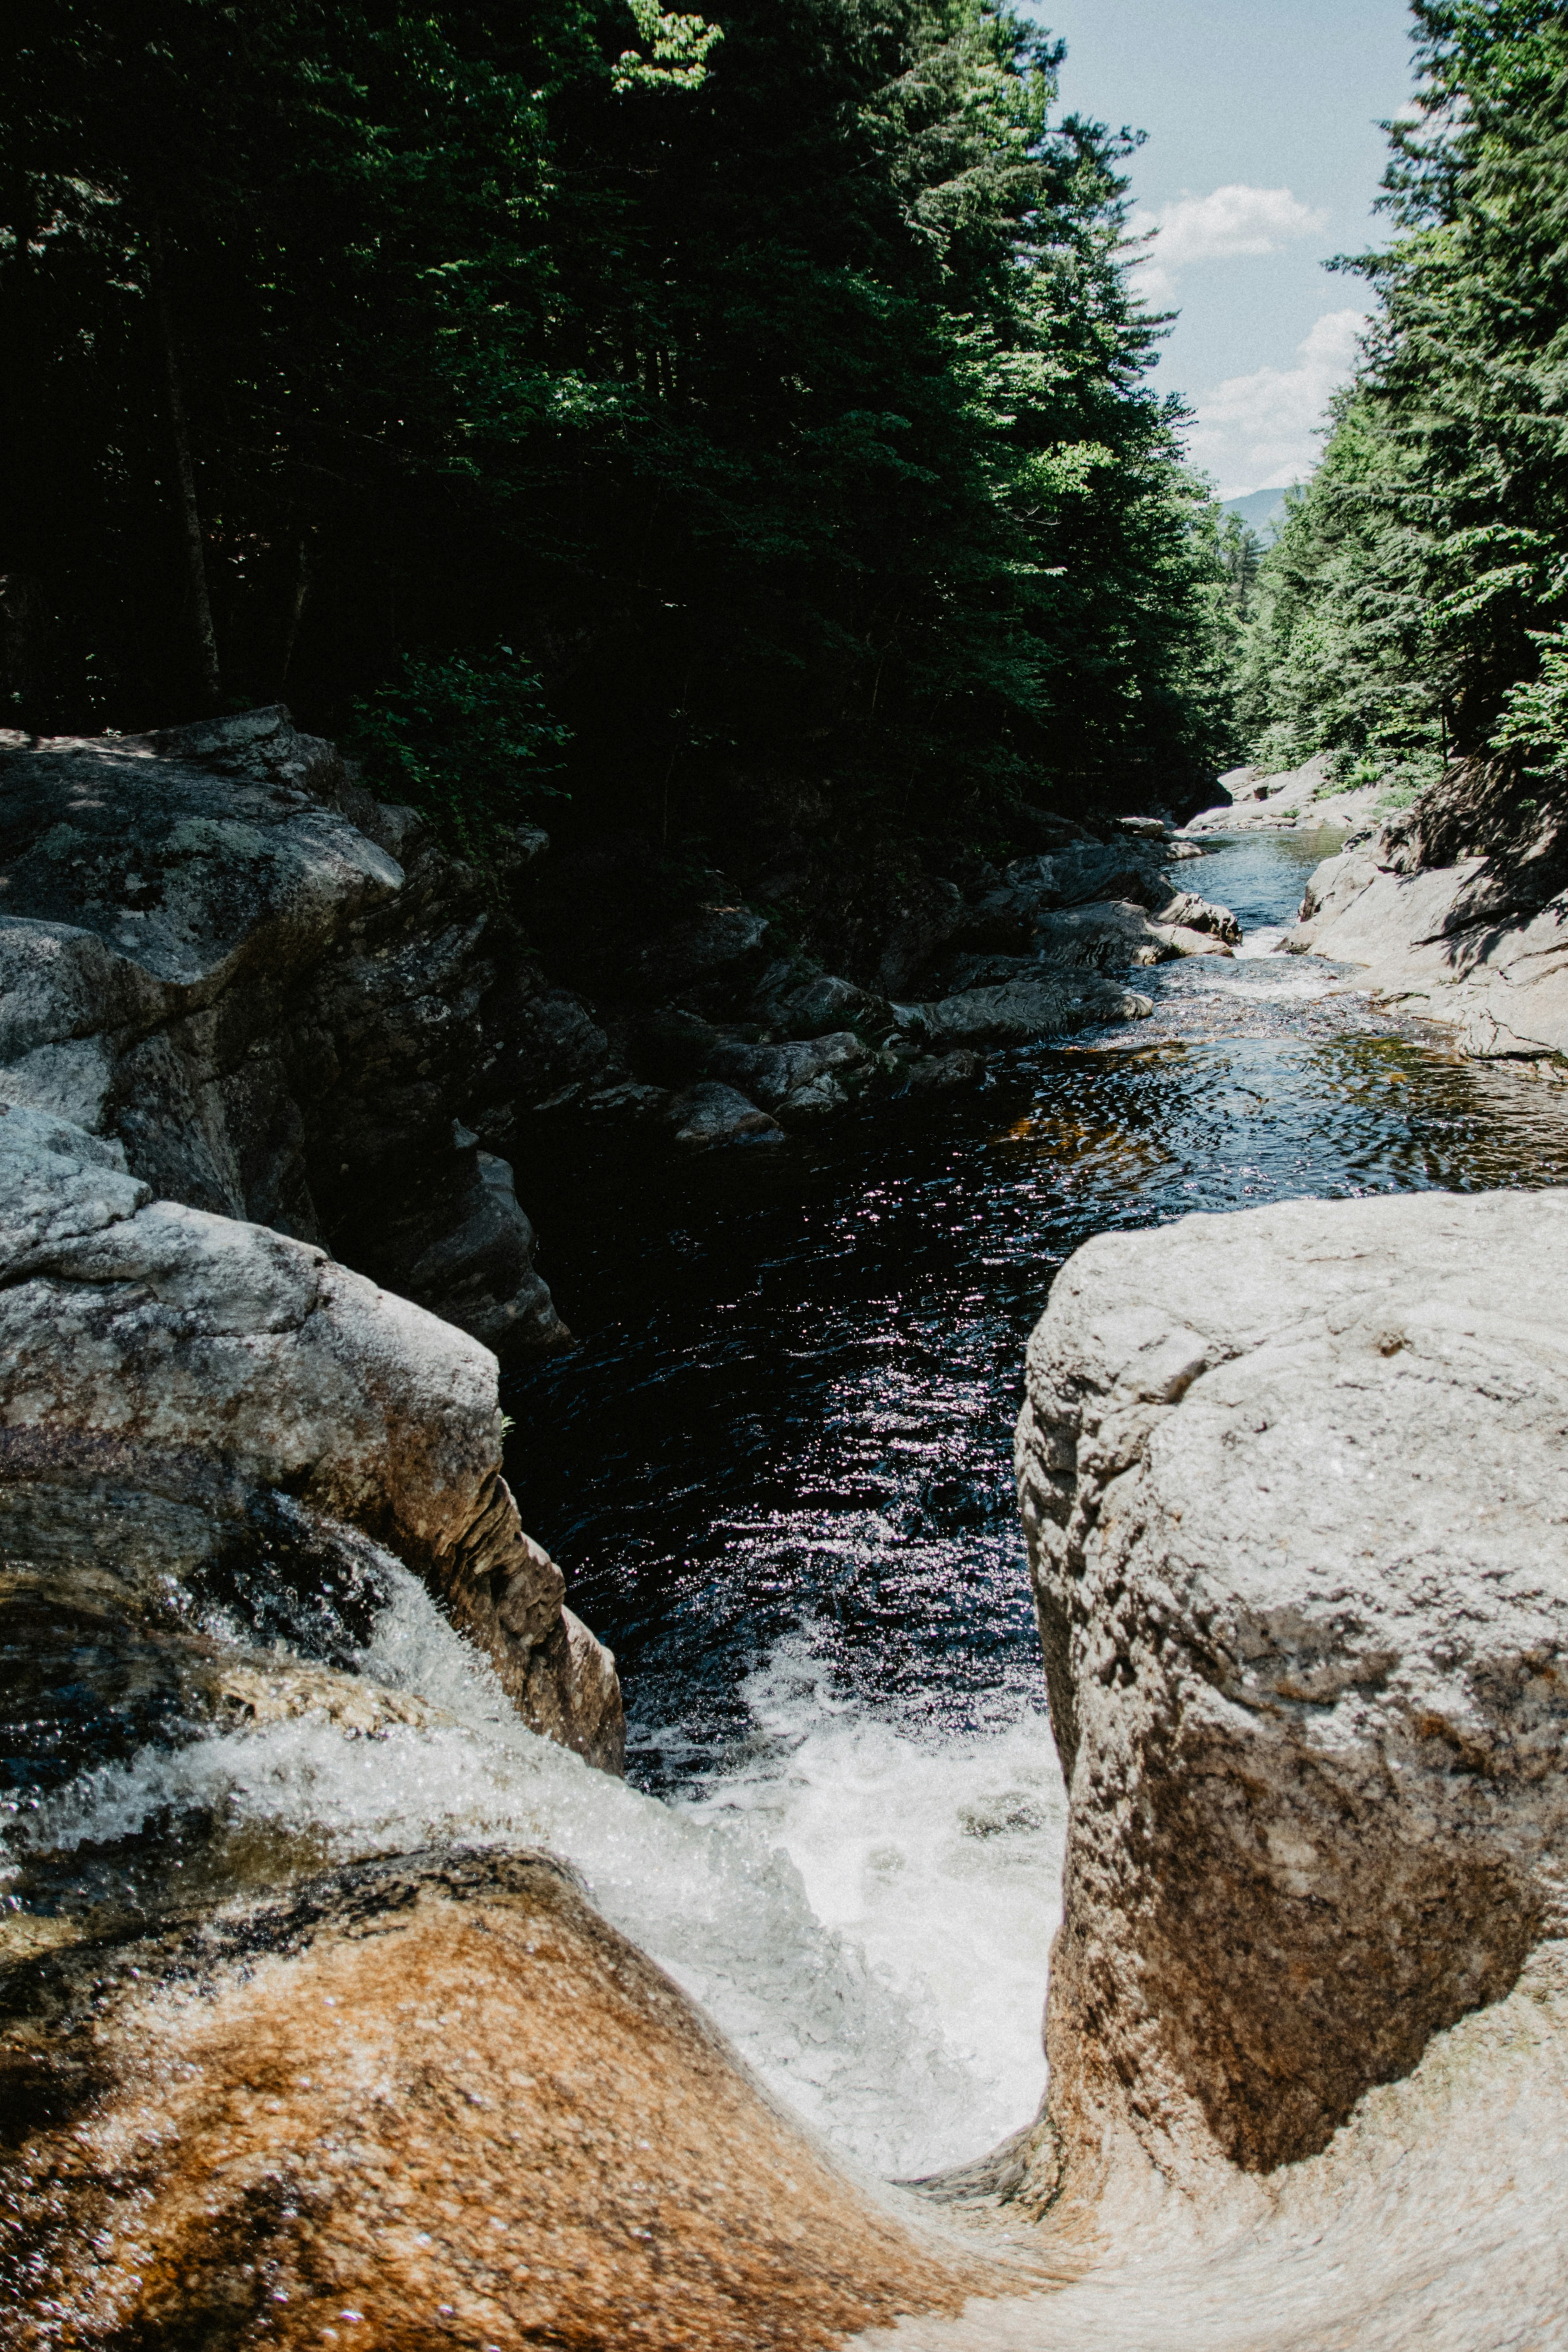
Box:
left=502, top=829, right=1568, bottom=1791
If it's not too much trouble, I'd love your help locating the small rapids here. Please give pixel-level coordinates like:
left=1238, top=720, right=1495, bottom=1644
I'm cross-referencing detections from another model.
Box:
left=11, top=822, right=1568, bottom=2186
left=6, top=1559, right=1060, bottom=2178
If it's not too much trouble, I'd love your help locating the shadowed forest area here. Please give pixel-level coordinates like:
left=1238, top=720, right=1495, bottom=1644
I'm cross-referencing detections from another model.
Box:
left=0, top=0, right=1239, bottom=884
left=6, top=2, right=1567, bottom=880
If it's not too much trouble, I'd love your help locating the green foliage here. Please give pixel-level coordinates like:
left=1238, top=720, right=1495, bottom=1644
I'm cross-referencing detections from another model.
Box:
left=1219, top=515, right=1262, bottom=622
left=1237, top=2, right=1568, bottom=805
left=1491, top=624, right=1568, bottom=771
left=1, top=0, right=1239, bottom=856
left=613, top=0, right=723, bottom=93
left=350, top=646, right=569, bottom=865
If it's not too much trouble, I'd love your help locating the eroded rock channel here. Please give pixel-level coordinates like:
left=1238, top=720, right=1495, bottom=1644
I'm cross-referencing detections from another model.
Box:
left=3, top=719, right=1568, bottom=2348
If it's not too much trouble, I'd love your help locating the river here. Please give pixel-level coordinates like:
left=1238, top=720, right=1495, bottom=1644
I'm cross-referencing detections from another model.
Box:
left=12, top=827, right=1568, bottom=2192
left=498, top=823, right=1568, bottom=2173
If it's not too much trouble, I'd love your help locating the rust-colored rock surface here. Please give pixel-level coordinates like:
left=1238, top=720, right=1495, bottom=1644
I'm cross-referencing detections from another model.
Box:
left=0, top=1852, right=1005, bottom=2350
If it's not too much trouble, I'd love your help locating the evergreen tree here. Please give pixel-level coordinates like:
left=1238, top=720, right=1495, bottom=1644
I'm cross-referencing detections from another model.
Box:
left=1, top=0, right=1238, bottom=861
left=1238, top=1, right=1568, bottom=804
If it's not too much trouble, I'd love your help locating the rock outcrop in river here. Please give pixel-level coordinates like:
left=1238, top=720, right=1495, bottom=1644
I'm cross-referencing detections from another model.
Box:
left=998, top=1188, right=1568, bottom=2343
left=0, top=1850, right=1014, bottom=2351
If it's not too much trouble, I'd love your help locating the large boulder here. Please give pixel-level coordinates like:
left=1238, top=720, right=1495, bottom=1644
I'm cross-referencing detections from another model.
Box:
left=1155, top=889, right=1242, bottom=946
left=0, top=708, right=568, bottom=1354
left=1013, top=1190, right=1568, bottom=2239
left=0, top=1100, right=622, bottom=1771
left=0, top=1851, right=1003, bottom=2349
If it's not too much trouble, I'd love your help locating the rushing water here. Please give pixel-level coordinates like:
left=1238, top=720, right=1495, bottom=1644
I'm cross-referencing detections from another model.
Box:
left=12, top=827, right=1568, bottom=2185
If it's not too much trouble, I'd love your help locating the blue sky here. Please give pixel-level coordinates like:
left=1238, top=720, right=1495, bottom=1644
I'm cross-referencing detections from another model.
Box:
left=1031, top=0, right=1419, bottom=495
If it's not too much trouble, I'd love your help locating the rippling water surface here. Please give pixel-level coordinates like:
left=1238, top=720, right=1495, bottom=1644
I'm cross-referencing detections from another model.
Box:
left=506, top=827, right=1568, bottom=1749
left=497, top=825, right=1568, bottom=2159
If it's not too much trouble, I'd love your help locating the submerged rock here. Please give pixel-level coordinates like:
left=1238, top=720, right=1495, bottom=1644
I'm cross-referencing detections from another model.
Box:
left=1012, top=1190, right=1568, bottom=2267
left=666, top=1081, right=783, bottom=1147
left=0, top=1850, right=1002, bottom=2350
left=902, top=1049, right=982, bottom=1095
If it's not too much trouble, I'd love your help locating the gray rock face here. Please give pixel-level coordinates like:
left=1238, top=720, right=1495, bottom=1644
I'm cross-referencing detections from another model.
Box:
left=905, top=974, right=1154, bottom=1048
left=747, top=963, right=885, bottom=1038
left=707, top=1029, right=869, bottom=1111
left=1014, top=1190, right=1568, bottom=2203
left=878, top=880, right=966, bottom=996
left=1184, top=753, right=1382, bottom=836
left=0, top=1099, right=622, bottom=1771
left=0, top=709, right=567, bottom=1354
left=1155, top=890, right=1242, bottom=946
left=628, top=904, right=772, bottom=1007
left=1289, top=819, right=1568, bottom=1058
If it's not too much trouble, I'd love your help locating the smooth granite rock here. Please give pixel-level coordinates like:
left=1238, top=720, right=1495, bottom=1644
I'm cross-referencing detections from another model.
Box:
left=0, top=1851, right=1004, bottom=2351
left=1288, top=825, right=1568, bottom=1058
left=1014, top=1190, right=1568, bottom=2200
left=1183, top=754, right=1383, bottom=837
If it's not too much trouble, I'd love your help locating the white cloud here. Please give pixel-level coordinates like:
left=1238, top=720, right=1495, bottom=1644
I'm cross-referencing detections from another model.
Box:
left=1185, top=307, right=1371, bottom=499
left=1128, top=184, right=1328, bottom=300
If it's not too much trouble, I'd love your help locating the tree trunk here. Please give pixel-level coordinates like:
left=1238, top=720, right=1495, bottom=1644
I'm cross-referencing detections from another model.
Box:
left=277, top=532, right=314, bottom=690
left=149, top=224, right=221, bottom=709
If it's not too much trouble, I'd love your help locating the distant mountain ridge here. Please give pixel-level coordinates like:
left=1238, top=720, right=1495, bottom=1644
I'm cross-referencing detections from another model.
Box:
left=1221, top=484, right=1297, bottom=538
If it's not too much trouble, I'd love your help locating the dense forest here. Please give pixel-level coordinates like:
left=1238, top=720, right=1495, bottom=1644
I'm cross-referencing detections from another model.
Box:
left=0, top=0, right=1243, bottom=880
left=1239, top=0, right=1568, bottom=821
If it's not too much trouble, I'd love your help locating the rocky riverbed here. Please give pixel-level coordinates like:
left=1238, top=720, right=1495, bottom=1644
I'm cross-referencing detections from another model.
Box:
left=3, top=722, right=1567, bottom=2347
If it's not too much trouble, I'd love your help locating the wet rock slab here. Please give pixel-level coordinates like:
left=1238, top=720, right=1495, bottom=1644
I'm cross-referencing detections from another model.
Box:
left=0, top=1851, right=1008, bottom=2351
left=0, top=1099, right=622, bottom=1772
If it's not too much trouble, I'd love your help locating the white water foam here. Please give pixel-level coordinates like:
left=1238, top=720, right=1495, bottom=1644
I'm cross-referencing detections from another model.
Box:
left=668, top=1633, right=1065, bottom=2160
left=1205, top=922, right=1343, bottom=1001
left=11, top=1567, right=1064, bottom=2180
